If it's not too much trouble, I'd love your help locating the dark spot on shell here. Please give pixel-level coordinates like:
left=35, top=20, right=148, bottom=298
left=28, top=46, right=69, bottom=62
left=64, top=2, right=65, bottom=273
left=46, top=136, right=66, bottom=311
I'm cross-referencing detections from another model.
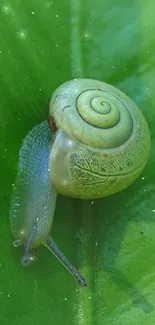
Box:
left=127, top=161, right=132, bottom=167
left=48, top=114, right=57, bottom=133
left=109, top=179, right=116, bottom=185
left=52, top=95, right=59, bottom=106
left=62, top=105, right=71, bottom=112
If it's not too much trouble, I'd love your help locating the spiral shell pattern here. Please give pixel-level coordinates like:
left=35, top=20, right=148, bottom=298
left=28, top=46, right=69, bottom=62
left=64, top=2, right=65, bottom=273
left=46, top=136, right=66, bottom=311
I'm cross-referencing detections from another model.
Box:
left=49, top=79, right=137, bottom=149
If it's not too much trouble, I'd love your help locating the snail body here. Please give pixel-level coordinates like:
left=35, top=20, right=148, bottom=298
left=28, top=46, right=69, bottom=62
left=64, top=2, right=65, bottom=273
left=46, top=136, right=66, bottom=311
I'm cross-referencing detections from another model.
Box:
left=10, top=78, right=151, bottom=286
left=10, top=121, right=56, bottom=247
left=10, top=121, right=86, bottom=285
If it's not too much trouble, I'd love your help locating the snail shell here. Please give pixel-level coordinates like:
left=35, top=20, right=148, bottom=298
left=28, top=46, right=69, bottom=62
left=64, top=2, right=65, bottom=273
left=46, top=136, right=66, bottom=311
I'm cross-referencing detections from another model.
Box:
left=49, top=79, right=151, bottom=199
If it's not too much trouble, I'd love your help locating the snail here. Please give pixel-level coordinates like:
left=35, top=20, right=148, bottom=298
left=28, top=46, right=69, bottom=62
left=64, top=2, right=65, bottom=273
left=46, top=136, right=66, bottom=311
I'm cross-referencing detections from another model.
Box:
left=10, top=78, right=151, bottom=286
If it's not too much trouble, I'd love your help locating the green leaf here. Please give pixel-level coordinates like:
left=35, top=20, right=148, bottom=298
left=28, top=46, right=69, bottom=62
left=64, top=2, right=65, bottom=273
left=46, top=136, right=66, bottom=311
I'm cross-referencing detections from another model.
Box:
left=0, top=0, right=154, bottom=324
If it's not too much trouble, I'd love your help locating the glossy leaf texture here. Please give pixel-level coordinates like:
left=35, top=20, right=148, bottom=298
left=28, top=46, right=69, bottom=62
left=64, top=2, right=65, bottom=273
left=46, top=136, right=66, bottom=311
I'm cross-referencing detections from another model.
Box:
left=0, top=0, right=155, bottom=324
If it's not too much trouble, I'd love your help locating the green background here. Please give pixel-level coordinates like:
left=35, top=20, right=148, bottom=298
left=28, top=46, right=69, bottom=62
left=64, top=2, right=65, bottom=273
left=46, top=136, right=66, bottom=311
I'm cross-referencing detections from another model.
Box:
left=0, top=0, right=155, bottom=324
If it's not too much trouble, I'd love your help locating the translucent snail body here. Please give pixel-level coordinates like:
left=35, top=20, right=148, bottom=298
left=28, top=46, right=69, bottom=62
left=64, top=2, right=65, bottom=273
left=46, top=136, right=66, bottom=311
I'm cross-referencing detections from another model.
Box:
left=10, top=121, right=86, bottom=286
left=10, top=78, right=151, bottom=286
left=10, top=122, right=56, bottom=248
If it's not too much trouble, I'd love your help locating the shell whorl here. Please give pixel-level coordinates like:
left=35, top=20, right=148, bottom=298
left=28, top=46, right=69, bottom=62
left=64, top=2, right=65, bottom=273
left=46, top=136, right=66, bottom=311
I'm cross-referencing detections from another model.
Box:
left=49, top=79, right=142, bottom=150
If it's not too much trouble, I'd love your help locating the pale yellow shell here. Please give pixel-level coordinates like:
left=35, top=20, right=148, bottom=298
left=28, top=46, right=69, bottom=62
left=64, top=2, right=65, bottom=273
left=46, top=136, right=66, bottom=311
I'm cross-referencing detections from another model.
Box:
left=49, top=79, right=151, bottom=199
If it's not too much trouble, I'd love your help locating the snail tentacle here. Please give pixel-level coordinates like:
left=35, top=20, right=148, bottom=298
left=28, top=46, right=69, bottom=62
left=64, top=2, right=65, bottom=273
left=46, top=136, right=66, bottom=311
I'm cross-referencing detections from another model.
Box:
left=46, top=237, right=87, bottom=287
left=13, top=239, right=23, bottom=247
left=21, top=219, right=38, bottom=265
